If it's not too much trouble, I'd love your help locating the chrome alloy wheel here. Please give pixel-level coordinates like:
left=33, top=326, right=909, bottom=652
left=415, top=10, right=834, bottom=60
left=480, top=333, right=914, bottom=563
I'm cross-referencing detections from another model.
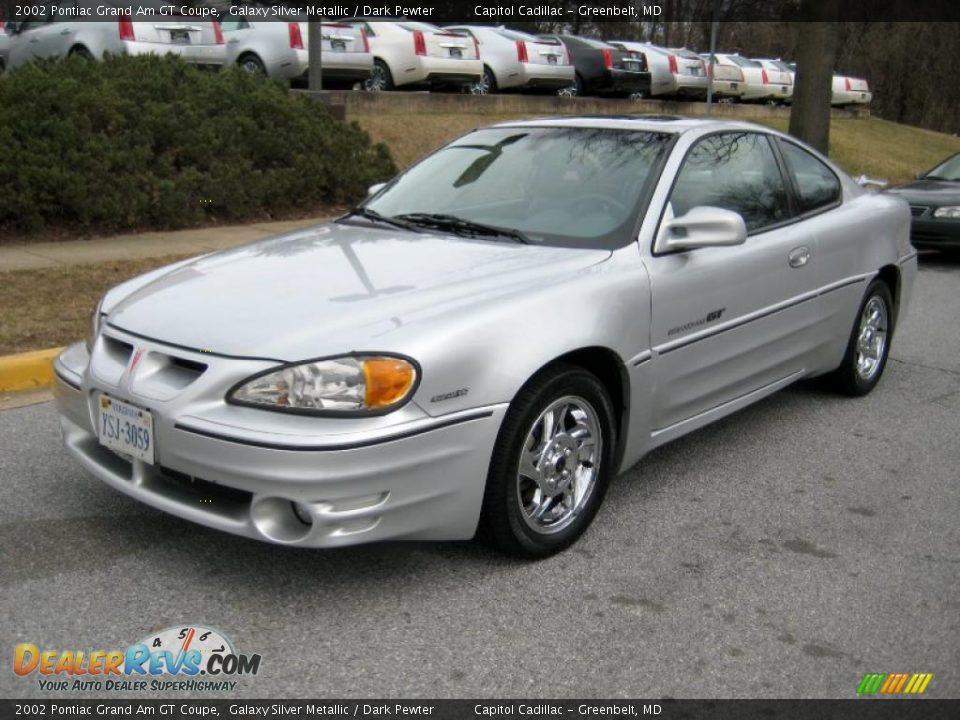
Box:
left=516, top=396, right=602, bottom=534
left=855, top=295, right=888, bottom=381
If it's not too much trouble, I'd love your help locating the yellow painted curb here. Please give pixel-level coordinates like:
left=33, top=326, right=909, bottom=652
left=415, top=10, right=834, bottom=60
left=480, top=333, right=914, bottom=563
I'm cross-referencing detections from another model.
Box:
left=0, top=347, right=65, bottom=393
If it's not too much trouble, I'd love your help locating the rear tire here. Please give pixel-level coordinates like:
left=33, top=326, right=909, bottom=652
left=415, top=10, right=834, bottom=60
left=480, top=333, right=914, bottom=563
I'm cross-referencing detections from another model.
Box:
left=68, top=45, right=93, bottom=60
left=829, top=279, right=894, bottom=396
left=365, top=58, right=393, bottom=91
left=574, top=72, right=585, bottom=96
left=238, top=53, right=266, bottom=75
left=478, top=364, right=616, bottom=559
left=470, top=66, right=496, bottom=95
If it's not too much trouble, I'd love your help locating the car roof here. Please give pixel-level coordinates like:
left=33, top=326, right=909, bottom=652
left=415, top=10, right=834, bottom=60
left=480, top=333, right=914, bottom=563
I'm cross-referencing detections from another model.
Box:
left=485, top=115, right=767, bottom=135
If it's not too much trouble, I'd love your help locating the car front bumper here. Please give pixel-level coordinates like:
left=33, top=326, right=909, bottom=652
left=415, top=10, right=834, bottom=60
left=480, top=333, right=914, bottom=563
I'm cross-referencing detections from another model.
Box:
left=53, top=337, right=506, bottom=548
left=909, top=218, right=960, bottom=249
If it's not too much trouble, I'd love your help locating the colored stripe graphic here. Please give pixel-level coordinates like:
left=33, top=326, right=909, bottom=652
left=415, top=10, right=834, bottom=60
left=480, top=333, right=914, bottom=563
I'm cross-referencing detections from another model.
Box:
left=857, top=673, right=886, bottom=694
left=857, top=672, right=932, bottom=694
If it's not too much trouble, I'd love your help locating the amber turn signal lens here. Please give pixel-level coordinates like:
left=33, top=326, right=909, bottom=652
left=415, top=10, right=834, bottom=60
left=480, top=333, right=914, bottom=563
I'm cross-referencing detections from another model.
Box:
left=363, top=357, right=416, bottom=409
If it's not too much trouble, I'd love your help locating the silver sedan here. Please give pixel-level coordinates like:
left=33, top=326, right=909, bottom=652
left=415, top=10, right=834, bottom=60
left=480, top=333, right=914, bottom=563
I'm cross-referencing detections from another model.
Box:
left=54, top=117, right=917, bottom=558
left=221, top=17, right=371, bottom=86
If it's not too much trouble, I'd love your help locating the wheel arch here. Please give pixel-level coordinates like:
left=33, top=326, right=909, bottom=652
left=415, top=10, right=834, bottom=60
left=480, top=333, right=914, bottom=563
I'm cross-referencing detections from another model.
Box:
left=876, top=263, right=901, bottom=330
left=527, top=346, right=631, bottom=474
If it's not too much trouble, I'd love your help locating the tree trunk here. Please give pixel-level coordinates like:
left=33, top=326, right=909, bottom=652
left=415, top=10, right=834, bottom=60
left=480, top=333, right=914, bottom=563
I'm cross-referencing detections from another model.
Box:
left=788, top=20, right=839, bottom=155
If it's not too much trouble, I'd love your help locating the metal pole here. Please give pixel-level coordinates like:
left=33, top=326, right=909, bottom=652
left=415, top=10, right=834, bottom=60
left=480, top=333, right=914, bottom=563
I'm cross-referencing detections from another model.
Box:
left=705, top=0, right=719, bottom=116
left=308, top=20, right=323, bottom=92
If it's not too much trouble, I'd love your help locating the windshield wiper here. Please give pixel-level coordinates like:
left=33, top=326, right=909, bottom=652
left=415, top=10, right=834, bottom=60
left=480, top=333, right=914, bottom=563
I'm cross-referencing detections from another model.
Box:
left=394, top=213, right=531, bottom=244
left=339, top=207, right=422, bottom=233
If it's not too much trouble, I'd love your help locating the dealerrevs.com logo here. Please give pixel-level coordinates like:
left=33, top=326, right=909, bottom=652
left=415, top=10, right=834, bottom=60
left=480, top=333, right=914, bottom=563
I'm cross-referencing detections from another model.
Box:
left=13, top=625, right=261, bottom=693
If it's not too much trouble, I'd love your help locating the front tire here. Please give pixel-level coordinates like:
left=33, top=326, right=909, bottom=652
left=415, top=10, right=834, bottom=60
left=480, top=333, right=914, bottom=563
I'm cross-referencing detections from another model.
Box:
left=479, top=364, right=616, bottom=558
left=830, top=279, right=894, bottom=395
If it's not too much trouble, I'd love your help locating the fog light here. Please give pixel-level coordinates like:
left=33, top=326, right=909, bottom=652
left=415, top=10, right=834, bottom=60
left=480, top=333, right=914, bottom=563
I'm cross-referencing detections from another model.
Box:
left=291, top=501, right=313, bottom=526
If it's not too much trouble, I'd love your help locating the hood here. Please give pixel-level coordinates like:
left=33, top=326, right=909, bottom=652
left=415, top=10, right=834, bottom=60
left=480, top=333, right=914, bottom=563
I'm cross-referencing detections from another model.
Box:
left=107, top=222, right=611, bottom=361
left=886, top=178, right=960, bottom=204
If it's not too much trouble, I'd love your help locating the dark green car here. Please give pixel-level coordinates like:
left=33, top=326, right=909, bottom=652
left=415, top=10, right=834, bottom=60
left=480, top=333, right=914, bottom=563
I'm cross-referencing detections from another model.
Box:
left=887, top=152, right=960, bottom=255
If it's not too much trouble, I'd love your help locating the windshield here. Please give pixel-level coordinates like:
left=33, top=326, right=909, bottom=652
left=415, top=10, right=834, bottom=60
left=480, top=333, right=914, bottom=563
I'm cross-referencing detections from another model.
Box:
left=925, top=153, right=960, bottom=181
left=359, top=127, right=673, bottom=249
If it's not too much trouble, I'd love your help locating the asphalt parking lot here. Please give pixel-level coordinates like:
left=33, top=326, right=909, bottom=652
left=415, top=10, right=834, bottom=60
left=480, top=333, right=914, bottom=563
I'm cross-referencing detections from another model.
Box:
left=2, top=254, right=958, bottom=700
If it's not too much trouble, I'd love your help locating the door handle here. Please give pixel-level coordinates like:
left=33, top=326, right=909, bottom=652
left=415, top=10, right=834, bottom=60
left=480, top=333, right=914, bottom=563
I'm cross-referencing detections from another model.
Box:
left=788, top=246, right=811, bottom=268
left=60, top=29, right=72, bottom=35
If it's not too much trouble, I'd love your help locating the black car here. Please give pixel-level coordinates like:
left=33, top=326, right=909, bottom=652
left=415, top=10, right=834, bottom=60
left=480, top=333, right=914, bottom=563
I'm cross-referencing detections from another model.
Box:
left=886, top=152, right=960, bottom=254
left=542, top=35, right=651, bottom=98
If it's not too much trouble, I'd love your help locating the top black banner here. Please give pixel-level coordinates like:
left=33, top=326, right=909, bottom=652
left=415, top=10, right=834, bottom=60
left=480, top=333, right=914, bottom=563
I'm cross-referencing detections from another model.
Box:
left=2, top=0, right=960, bottom=23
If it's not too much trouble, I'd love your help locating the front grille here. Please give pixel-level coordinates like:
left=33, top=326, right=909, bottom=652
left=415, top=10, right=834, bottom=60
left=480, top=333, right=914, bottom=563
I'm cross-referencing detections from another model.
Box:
left=910, top=205, right=928, bottom=217
left=151, top=466, right=253, bottom=515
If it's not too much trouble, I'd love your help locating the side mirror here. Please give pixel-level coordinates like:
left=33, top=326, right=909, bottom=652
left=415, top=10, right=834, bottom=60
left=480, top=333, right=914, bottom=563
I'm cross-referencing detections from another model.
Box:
left=367, top=182, right=386, bottom=196
left=915, top=171, right=924, bottom=180
left=656, top=206, right=747, bottom=253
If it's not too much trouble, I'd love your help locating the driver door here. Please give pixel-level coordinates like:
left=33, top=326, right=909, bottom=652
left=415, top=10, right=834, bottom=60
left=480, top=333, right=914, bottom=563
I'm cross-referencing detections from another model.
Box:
left=644, top=131, right=821, bottom=433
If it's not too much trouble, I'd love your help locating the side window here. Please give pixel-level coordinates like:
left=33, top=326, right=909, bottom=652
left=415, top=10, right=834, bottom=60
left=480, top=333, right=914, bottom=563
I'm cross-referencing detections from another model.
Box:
left=779, top=140, right=842, bottom=214
left=667, top=132, right=790, bottom=234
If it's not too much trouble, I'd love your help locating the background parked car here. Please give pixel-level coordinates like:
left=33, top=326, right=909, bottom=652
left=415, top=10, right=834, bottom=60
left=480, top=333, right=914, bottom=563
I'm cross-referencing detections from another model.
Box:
left=607, top=41, right=707, bottom=99
left=0, top=19, right=10, bottom=74
left=5, top=2, right=225, bottom=72
left=699, top=54, right=746, bottom=101
left=886, top=151, right=960, bottom=255
left=444, top=25, right=573, bottom=95
left=221, top=15, right=371, bottom=87
left=707, top=53, right=785, bottom=102
left=832, top=74, right=872, bottom=106
left=349, top=20, right=480, bottom=91
left=753, top=58, right=794, bottom=103
left=541, top=34, right=650, bottom=98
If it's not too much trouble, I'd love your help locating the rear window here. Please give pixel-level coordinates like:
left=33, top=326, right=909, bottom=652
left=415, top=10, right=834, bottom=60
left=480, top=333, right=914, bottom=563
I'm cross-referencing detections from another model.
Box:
left=398, top=22, right=441, bottom=33
left=497, top=28, right=540, bottom=42
left=728, top=55, right=762, bottom=68
left=576, top=37, right=613, bottom=50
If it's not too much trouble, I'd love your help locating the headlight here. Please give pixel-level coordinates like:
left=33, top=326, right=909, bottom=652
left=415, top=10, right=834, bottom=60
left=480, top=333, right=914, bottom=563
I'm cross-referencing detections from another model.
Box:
left=85, top=295, right=105, bottom=351
left=228, top=355, right=419, bottom=415
left=933, top=206, right=960, bottom=219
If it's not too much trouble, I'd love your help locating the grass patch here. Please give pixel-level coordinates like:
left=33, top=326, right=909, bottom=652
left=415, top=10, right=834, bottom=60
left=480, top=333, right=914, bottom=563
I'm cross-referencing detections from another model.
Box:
left=350, top=111, right=960, bottom=184
left=0, top=255, right=191, bottom=355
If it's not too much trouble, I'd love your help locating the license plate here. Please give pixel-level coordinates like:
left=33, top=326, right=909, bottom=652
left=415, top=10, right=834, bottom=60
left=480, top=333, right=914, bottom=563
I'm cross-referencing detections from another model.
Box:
left=547, top=55, right=557, bottom=65
left=449, top=48, right=462, bottom=58
left=169, top=29, right=190, bottom=44
left=331, top=39, right=346, bottom=52
left=98, top=395, right=155, bottom=465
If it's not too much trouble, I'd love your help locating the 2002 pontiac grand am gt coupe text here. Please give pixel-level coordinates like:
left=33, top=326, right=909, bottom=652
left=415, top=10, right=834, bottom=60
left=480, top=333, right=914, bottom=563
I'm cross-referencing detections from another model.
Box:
left=53, top=117, right=917, bottom=558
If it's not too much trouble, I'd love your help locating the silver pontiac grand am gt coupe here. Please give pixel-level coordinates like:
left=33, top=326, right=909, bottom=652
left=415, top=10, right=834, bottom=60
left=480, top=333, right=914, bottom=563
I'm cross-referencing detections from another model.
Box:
left=54, top=116, right=917, bottom=558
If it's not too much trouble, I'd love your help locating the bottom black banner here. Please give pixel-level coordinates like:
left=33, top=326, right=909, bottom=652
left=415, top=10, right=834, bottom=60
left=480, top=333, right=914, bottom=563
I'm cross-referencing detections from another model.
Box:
left=2, top=700, right=960, bottom=720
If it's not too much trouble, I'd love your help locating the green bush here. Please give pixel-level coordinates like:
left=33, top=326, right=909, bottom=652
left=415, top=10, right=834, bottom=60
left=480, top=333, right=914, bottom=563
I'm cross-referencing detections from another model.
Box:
left=0, top=54, right=397, bottom=234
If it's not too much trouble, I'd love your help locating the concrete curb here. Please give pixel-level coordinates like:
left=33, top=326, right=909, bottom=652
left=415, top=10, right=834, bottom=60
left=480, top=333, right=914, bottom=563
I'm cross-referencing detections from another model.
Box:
left=0, top=347, right=65, bottom=393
